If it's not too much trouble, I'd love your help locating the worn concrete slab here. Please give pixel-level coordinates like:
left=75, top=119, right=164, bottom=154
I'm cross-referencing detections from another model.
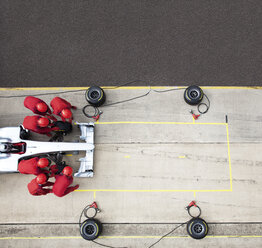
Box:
left=88, top=143, right=230, bottom=190
left=2, top=237, right=262, bottom=248
left=1, top=222, right=262, bottom=237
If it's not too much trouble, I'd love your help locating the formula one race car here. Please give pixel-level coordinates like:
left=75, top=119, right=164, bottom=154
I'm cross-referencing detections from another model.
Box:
left=0, top=122, right=95, bottom=177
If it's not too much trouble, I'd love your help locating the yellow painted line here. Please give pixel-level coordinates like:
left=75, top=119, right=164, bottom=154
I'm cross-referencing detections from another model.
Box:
left=226, top=124, right=233, bottom=191
left=0, top=236, right=82, bottom=240
left=0, top=86, right=180, bottom=90
left=95, top=121, right=227, bottom=125
left=76, top=189, right=232, bottom=192
left=0, top=87, right=88, bottom=91
left=103, top=86, right=183, bottom=90
left=100, top=235, right=262, bottom=239
left=0, top=86, right=261, bottom=91
left=87, top=121, right=231, bottom=194
left=124, top=155, right=131, bottom=158
left=93, top=191, right=96, bottom=199
left=192, top=116, right=195, bottom=124
left=1, top=235, right=261, bottom=240
left=65, top=154, right=72, bottom=157
left=178, top=156, right=185, bottom=159
left=206, top=235, right=262, bottom=238
left=200, top=86, right=262, bottom=90
left=0, top=86, right=170, bottom=91
left=99, top=235, right=190, bottom=239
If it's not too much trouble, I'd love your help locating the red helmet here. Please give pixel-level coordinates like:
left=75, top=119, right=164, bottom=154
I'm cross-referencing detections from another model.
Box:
left=37, top=158, right=50, bottom=168
left=62, top=166, right=73, bottom=176
left=38, top=117, right=49, bottom=127
left=36, top=173, right=47, bottom=184
left=36, top=102, right=48, bottom=113
left=61, top=109, right=72, bottom=119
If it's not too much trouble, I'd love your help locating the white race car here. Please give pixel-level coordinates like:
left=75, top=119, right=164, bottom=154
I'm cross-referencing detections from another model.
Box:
left=0, top=122, right=95, bottom=177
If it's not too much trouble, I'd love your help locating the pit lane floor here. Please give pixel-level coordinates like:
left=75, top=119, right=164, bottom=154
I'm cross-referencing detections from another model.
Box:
left=0, top=87, right=261, bottom=248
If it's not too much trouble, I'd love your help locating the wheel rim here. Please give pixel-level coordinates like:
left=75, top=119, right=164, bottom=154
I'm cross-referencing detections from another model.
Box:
left=85, top=224, right=95, bottom=235
left=193, top=223, right=203, bottom=234
left=90, top=91, right=99, bottom=99
left=189, top=90, right=199, bottom=99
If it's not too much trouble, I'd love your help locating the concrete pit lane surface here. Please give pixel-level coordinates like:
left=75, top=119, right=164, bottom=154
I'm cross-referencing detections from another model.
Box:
left=0, top=87, right=261, bottom=247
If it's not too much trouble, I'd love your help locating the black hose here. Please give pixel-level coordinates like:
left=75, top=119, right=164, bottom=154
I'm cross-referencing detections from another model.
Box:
left=197, top=94, right=210, bottom=114
left=82, top=87, right=186, bottom=120
left=147, top=222, right=188, bottom=248
left=79, top=205, right=128, bottom=248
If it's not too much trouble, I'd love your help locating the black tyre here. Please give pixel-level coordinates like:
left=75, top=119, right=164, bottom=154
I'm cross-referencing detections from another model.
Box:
left=20, top=127, right=30, bottom=140
left=86, top=86, right=106, bottom=107
left=80, top=218, right=102, bottom=240
left=184, top=85, right=203, bottom=105
left=187, top=218, right=208, bottom=239
left=53, top=121, right=72, bottom=135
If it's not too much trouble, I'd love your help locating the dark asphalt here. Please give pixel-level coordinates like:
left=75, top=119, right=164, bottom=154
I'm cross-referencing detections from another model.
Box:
left=0, top=0, right=261, bottom=87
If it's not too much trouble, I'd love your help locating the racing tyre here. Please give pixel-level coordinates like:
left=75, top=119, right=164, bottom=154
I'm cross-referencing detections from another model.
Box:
left=86, top=86, right=106, bottom=107
left=80, top=218, right=102, bottom=240
left=187, top=218, right=208, bottom=239
left=184, top=85, right=203, bottom=105
left=20, top=128, right=30, bottom=140
left=53, top=121, right=72, bottom=135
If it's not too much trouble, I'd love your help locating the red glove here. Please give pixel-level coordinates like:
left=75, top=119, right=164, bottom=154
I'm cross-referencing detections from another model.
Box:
left=73, top=185, right=79, bottom=191
left=49, top=165, right=58, bottom=177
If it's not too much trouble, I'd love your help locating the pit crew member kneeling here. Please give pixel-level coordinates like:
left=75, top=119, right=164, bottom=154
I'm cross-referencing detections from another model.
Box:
left=18, top=157, right=51, bottom=175
left=24, top=96, right=57, bottom=121
left=27, top=173, right=54, bottom=196
left=50, top=97, right=76, bottom=123
left=23, top=115, right=59, bottom=137
left=52, top=166, right=79, bottom=197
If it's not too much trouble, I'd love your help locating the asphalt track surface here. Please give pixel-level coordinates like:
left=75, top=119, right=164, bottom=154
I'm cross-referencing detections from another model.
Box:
left=0, top=0, right=261, bottom=87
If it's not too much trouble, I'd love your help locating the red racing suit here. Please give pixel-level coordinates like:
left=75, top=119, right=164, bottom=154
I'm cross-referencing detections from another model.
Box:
left=23, top=115, right=59, bottom=136
left=24, top=96, right=57, bottom=121
left=52, top=174, right=79, bottom=197
left=50, top=97, right=76, bottom=122
left=49, top=164, right=59, bottom=177
left=18, top=157, right=43, bottom=175
left=27, top=178, right=54, bottom=196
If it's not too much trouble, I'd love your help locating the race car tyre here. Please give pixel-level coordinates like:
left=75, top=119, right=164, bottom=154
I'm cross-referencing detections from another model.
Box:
left=86, top=86, right=106, bottom=107
left=20, top=128, right=30, bottom=140
left=184, top=85, right=203, bottom=105
left=80, top=218, right=102, bottom=240
left=187, top=218, right=208, bottom=239
left=53, top=121, right=72, bottom=135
